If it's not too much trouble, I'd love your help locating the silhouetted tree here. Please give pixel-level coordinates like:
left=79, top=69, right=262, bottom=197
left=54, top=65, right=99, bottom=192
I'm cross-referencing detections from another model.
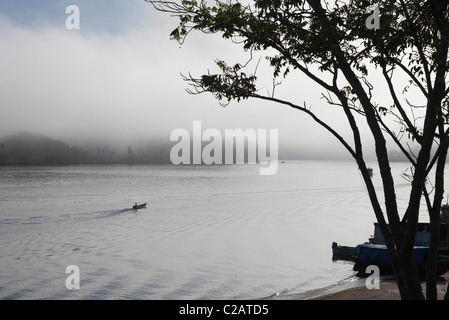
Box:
left=0, top=142, right=6, bottom=164
left=149, top=0, right=449, bottom=299
left=127, top=145, right=134, bottom=165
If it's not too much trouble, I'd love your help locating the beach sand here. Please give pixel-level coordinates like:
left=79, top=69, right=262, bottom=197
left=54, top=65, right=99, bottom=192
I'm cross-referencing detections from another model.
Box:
left=311, top=272, right=449, bottom=300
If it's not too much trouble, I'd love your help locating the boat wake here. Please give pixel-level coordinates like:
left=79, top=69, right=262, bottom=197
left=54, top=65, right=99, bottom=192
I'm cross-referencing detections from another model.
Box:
left=1, top=207, right=139, bottom=228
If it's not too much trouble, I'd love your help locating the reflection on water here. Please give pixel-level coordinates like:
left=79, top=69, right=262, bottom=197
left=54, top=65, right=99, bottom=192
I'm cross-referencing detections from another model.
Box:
left=0, top=162, right=422, bottom=299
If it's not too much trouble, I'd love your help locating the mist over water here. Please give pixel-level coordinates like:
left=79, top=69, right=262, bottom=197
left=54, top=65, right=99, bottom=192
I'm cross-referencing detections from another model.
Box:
left=0, top=161, right=423, bottom=300
left=0, top=3, right=377, bottom=164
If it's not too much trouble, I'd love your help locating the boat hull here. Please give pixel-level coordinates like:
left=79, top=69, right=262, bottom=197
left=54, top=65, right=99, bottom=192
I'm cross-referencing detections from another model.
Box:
left=332, top=242, right=357, bottom=262
left=132, top=203, right=147, bottom=210
left=354, top=243, right=449, bottom=275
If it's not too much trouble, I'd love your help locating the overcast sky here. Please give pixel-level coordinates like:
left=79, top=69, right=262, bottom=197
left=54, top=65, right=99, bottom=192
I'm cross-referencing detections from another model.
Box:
left=0, top=0, right=382, bottom=160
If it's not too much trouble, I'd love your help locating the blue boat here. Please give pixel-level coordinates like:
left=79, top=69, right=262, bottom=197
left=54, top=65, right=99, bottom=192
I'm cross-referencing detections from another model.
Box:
left=352, top=222, right=449, bottom=275
left=355, top=243, right=429, bottom=269
left=333, top=205, right=449, bottom=275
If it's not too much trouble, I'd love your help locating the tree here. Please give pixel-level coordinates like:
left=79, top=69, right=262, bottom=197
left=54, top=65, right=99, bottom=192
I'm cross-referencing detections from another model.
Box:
left=127, top=145, right=134, bottom=165
left=148, top=0, right=449, bottom=299
left=0, top=142, right=6, bottom=164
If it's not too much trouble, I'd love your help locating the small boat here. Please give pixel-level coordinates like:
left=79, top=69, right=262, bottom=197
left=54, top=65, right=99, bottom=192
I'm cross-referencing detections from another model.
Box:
left=333, top=205, right=449, bottom=275
left=332, top=242, right=357, bottom=262
left=132, top=203, right=147, bottom=210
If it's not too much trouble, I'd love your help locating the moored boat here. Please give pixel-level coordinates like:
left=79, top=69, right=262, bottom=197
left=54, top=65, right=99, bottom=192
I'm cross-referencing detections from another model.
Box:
left=332, top=242, right=357, bottom=262
left=353, top=221, right=449, bottom=275
left=333, top=205, right=449, bottom=275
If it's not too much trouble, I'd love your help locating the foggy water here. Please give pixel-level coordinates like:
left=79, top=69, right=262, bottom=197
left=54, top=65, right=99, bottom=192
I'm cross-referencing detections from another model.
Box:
left=0, top=161, right=419, bottom=299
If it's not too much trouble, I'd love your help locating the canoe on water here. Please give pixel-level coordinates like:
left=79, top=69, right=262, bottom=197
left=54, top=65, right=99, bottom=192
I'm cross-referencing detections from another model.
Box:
left=132, top=203, right=147, bottom=210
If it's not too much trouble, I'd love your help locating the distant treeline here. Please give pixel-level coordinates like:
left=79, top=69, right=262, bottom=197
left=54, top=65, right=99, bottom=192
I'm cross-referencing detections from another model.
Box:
left=0, top=132, right=414, bottom=166
left=0, top=132, right=170, bottom=165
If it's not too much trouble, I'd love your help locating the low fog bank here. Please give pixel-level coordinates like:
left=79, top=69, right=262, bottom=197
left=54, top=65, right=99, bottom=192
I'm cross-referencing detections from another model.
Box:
left=0, top=132, right=170, bottom=165
left=0, top=131, right=403, bottom=166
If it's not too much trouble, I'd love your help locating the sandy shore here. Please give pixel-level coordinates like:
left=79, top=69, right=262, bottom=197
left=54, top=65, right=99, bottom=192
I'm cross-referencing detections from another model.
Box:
left=311, top=273, right=449, bottom=300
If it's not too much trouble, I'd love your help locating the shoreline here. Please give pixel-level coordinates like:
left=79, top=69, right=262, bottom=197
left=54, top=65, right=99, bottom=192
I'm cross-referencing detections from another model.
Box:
left=308, top=272, right=449, bottom=300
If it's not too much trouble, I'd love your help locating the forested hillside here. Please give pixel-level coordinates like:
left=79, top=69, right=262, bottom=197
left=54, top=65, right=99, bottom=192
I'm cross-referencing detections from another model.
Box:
left=0, top=132, right=94, bottom=165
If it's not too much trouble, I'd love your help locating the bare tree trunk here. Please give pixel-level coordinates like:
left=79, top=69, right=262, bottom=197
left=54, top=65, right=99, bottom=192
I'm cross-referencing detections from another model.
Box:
left=306, top=0, right=428, bottom=300
left=424, top=5, right=449, bottom=299
left=399, top=249, right=425, bottom=299
left=425, top=139, right=448, bottom=299
left=425, top=208, right=440, bottom=300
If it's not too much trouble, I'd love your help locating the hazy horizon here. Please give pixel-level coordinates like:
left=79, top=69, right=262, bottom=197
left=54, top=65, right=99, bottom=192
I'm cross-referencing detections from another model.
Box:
left=0, top=129, right=372, bottom=162
left=0, top=1, right=411, bottom=164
